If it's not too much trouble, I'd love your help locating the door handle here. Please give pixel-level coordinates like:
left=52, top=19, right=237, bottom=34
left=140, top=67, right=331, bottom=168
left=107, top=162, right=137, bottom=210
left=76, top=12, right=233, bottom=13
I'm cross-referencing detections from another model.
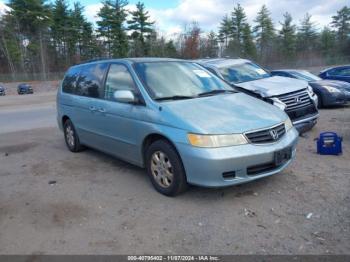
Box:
left=89, top=106, right=97, bottom=112
left=98, top=108, right=107, bottom=113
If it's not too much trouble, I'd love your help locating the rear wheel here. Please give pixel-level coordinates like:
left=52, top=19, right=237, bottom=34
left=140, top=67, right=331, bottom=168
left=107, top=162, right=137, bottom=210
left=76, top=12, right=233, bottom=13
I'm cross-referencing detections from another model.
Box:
left=146, top=140, right=188, bottom=196
left=63, top=119, right=84, bottom=152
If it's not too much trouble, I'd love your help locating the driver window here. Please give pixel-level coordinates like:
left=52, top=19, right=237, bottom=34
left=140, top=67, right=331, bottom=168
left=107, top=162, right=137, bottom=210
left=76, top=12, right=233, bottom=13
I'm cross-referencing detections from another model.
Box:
left=104, top=64, right=137, bottom=101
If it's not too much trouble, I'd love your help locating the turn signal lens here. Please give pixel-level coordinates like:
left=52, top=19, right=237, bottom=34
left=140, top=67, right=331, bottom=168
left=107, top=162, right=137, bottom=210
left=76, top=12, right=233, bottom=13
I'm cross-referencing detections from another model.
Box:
left=285, top=118, right=293, bottom=131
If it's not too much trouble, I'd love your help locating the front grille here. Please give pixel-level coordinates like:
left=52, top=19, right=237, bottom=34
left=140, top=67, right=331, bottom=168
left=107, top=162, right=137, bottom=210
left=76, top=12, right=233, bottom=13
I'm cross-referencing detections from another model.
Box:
left=245, top=123, right=286, bottom=144
left=286, top=104, right=318, bottom=121
left=277, top=89, right=313, bottom=112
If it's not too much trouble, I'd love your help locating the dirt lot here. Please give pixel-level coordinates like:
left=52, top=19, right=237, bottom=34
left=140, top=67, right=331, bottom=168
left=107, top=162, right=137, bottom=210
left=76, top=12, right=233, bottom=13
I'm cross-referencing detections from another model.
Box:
left=0, top=91, right=349, bottom=255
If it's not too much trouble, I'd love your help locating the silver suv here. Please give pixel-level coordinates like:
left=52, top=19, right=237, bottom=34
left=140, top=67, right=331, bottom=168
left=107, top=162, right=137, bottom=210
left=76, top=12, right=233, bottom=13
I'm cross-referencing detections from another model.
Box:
left=197, top=58, right=319, bottom=133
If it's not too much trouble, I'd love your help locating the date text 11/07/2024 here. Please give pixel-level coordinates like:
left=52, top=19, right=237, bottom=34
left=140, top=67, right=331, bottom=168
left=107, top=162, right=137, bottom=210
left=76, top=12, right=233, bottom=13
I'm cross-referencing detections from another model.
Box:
left=127, top=255, right=220, bottom=261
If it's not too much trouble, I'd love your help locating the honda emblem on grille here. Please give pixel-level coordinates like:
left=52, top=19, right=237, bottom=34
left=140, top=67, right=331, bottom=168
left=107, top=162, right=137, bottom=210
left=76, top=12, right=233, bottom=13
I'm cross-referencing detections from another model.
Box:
left=270, top=129, right=279, bottom=140
left=295, top=96, right=302, bottom=104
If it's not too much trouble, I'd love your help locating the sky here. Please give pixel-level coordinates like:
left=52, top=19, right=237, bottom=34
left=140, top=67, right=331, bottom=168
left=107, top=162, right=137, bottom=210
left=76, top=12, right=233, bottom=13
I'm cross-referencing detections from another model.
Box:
left=1, top=0, right=349, bottom=38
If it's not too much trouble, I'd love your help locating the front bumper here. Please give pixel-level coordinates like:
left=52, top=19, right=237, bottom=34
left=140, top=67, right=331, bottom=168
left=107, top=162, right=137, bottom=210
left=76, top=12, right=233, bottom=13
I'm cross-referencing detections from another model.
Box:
left=176, top=128, right=299, bottom=187
left=292, top=113, right=318, bottom=133
left=323, top=92, right=348, bottom=106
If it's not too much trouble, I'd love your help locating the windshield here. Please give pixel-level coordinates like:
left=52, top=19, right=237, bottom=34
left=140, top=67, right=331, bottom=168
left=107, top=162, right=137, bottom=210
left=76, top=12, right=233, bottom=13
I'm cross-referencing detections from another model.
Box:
left=219, top=62, right=270, bottom=84
left=290, top=71, right=321, bottom=82
left=134, top=61, right=233, bottom=100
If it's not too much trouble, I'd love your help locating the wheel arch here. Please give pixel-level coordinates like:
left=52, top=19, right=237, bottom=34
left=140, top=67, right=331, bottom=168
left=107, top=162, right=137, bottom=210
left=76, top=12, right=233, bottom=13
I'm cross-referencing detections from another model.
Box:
left=141, top=133, right=181, bottom=167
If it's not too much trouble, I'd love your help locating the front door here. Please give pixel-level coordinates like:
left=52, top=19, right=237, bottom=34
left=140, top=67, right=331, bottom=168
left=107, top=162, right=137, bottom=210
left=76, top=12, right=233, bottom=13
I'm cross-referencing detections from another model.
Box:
left=90, top=63, right=147, bottom=165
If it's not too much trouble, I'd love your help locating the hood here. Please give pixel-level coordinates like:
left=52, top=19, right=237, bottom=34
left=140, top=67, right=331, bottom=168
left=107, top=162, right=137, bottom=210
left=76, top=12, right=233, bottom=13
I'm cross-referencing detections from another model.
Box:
left=310, top=80, right=350, bottom=91
left=234, top=76, right=308, bottom=97
left=160, top=93, right=287, bottom=134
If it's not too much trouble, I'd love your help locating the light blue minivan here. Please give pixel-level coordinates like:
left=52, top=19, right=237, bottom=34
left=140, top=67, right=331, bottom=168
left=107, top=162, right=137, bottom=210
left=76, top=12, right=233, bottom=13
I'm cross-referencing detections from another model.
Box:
left=57, top=58, right=299, bottom=196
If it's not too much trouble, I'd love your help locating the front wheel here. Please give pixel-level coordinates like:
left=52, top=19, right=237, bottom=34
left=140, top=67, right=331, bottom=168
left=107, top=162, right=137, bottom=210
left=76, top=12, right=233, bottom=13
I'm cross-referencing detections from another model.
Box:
left=146, top=140, right=188, bottom=196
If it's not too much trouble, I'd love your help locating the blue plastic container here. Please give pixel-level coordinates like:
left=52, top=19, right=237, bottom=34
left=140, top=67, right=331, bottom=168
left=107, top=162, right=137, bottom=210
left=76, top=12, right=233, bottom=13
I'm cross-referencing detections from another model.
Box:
left=316, top=132, right=342, bottom=155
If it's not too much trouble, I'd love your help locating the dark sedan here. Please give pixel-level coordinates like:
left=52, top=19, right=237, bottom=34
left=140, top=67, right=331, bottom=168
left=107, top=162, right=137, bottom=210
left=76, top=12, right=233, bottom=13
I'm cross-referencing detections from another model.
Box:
left=17, top=83, right=34, bottom=95
left=319, top=65, right=350, bottom=83
left=271, top=69, right=350, bottom=108
left=0, top=85, right=5, bottom=96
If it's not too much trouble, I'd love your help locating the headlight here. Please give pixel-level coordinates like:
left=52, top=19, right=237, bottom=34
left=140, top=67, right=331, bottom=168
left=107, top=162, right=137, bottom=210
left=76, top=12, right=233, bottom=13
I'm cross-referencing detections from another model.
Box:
left=271, top=98, right=287, bottom=111
left=188, top=133, right=248, bottom=147
left=285, top=118, right=293, bottom=131
left=307, top=85, right=314, bottom=96
left=323, top=86, right=341, bottom=93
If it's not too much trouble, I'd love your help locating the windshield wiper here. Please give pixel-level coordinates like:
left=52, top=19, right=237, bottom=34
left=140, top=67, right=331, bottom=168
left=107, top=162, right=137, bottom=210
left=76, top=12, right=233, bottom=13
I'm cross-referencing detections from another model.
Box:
left=154, top=95, right=196, bottom=101
left=198, top=89, right=236, bottom=97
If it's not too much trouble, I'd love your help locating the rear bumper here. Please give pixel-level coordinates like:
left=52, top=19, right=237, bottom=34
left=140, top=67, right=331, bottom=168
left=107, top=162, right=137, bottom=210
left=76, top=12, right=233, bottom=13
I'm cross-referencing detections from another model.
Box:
left=176, top=128, right=299, bottom=188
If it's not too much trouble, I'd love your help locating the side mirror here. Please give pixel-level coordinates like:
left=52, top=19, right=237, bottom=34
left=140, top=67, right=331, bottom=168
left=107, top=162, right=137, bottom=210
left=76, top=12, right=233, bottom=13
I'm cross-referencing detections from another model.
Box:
left=113, top=90, right=136, bottom=103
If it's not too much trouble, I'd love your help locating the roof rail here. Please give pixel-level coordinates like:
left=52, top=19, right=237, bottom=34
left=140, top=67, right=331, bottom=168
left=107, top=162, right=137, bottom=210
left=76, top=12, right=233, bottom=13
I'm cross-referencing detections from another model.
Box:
left=77, top=58, right=110, bottom=65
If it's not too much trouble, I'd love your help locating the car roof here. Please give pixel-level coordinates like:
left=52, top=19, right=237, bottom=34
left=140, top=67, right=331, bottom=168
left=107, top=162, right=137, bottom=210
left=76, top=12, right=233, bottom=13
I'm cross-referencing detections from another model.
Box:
left=76, top=57, right=184, bottom=66
left=272, top=69, right=307, bottom=73
left=320, top=65, right=350, bottom=73
left=194, top=58, right=252, bottom=68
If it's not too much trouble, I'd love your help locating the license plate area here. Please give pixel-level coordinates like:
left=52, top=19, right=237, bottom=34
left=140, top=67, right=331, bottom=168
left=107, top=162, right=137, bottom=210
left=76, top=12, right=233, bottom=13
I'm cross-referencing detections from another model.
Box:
left=274, top=147, right=292, bottom=166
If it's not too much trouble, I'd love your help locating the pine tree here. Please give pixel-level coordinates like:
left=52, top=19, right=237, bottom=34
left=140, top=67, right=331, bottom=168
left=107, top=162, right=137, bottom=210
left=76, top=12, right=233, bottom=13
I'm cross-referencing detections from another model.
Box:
left=218, top=15, right=232, bottom=49
left=231, top=4, right=247, bottom=55
left=297, top=13, right=318, bottom=51
left=242, top=24, right=257, bottom=59
left=331, top=6, right=350, bottom=54
left=127, top=1, right=154, bottom=56
left=319, top=27, right=336, bottom=57
left=279, top=12, right=297, bottom=60
left=97, top=0, right=129, bottom=58
left=51, top=0, right=70, bottom=63
left=253, top=5, right=275, bottom=61
left=200, top=31, right=218, bottom=58
left=7, top=0, right=51, bottom=77
left=164, top=40, right=178, bottom=58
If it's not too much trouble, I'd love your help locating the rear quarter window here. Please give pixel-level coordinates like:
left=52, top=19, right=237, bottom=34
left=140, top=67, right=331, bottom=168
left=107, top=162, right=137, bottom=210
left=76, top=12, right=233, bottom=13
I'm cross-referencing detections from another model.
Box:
left=62, top=67, right=81, bottom=94
left=62, top=63, right=108, bottom=98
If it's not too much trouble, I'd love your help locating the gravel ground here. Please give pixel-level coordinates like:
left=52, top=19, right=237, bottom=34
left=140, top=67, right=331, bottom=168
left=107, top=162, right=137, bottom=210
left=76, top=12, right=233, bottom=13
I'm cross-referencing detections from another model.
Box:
left=0, top=91, right=349, bottom=255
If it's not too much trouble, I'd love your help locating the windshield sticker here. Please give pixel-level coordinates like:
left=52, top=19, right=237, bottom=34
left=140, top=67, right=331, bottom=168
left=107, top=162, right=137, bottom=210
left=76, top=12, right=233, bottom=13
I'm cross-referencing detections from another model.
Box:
left=256, top=68, right=266, bottom=75
left=193, top=70, right=211, bottom=78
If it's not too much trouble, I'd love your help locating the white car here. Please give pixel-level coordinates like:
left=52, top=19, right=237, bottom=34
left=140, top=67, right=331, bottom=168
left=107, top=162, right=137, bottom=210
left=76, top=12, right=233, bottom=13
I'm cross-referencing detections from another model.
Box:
left=197, top=58, right=319, bottom=133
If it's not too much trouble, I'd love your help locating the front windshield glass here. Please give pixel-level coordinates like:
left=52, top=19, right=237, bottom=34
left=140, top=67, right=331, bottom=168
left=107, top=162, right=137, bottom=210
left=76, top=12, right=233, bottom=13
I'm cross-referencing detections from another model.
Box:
left=290, top=71, right=321, bottom=82
left=219, top=62, right=270, bottom=84
left=134, top=62, right=232, bottom=100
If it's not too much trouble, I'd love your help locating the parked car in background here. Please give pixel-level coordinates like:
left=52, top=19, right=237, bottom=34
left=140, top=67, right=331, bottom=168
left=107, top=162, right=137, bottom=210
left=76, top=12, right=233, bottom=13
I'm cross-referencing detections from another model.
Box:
left=197, top=58, right=319, bottom=133
left=319, top=65, right=350, bottom=83
left=0, top=85, right=5, bottom=96
left=57, top=58, right=299, bottom=196
left=271, top=69, right=350, bottom=108
left=17, top=83, right=33, bottom=95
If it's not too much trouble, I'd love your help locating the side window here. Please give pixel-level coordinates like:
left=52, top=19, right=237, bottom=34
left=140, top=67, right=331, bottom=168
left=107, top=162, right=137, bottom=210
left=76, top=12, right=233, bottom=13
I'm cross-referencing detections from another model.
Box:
left=104, top=64, right=137, bottom=101
left=328, top=68, right=344, bottom=76
left=338, top=68, right=350, bottom=76
left=62, top=67, right=80, bottom=94
left=75, top=63, right=108, bottom=98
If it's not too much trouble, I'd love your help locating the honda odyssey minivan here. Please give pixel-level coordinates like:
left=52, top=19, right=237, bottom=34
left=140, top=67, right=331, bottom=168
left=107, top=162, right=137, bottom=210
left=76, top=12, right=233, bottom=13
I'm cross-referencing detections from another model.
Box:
left=57, top=58, right=299, bottom=196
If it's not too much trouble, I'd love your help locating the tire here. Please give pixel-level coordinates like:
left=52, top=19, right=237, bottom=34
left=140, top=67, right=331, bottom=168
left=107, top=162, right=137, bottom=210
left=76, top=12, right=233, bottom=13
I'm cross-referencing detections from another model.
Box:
left=63, top=119, right=84, bottom=152
left=145, top=140, right=188, bottom=196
